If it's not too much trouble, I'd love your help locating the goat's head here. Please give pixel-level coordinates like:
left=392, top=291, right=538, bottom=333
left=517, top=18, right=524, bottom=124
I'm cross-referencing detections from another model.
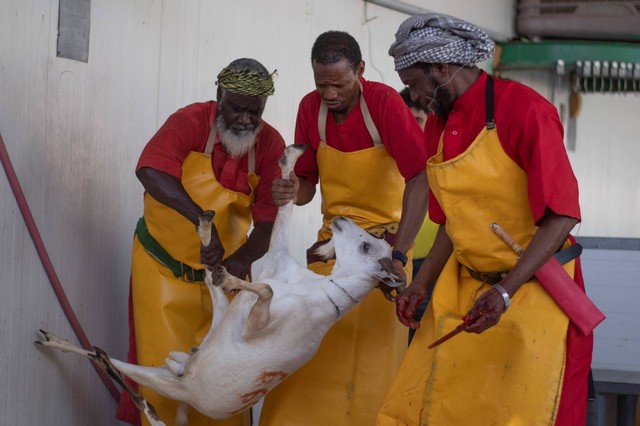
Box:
left=318, top=216, right=403, bottom=288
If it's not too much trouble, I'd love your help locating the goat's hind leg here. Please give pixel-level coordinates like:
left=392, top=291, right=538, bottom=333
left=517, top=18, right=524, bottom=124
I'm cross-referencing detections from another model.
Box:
left=210, top=265, right=273, bottom=336
left=35, top=330, right=167, bottom=426
left=35, top=330, right=94, bottom=357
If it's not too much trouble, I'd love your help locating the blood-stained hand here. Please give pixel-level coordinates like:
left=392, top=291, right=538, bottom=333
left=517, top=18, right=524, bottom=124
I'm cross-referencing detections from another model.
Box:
left=395, top=282, right=427, bottom=329
left=462, top=286, right=505, bottom=333
left=271, top=171, right=299, bottom=207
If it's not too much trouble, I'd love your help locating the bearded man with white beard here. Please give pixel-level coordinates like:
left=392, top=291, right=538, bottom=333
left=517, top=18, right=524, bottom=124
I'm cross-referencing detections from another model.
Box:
left=116, top=58, right=285, bottom=426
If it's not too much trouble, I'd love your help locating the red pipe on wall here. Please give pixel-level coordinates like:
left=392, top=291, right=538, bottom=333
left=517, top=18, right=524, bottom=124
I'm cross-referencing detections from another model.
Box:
left=0, top=133, right=120, bottom=402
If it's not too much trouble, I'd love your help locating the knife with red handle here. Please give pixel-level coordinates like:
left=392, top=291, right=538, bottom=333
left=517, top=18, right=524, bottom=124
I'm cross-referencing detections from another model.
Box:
left=490, top=222, right=605, bottom=336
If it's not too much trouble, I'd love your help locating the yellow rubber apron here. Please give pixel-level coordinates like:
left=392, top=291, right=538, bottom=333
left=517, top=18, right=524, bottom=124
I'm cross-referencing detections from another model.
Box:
left=260, top=91, right=410, bottom=426
left=378, top=78, right=573, bottom=426
left=132, top=119, right=258, bottom=426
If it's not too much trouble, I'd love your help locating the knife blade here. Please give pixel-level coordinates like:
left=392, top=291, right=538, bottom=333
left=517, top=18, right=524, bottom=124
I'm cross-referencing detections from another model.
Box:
left=428, top=321, right=468, bottom=349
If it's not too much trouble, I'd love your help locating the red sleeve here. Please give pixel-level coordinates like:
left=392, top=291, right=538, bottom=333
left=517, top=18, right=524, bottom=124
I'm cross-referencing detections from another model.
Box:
left=293, top=92, right=321, bottom=184
left=136, top=103, right=211, bottom=178
left=496, top=83, right=581, bottom=224
left=424, top=115, right=447, bottom=224
left=252, top=123, right=286, bottom=223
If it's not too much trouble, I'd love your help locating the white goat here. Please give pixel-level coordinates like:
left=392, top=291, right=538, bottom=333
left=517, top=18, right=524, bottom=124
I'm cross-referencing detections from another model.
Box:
left=36, top=144, right=403, bottom=425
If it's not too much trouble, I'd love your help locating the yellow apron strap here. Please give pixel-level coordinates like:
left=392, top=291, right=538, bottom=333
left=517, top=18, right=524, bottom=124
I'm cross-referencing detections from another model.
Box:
left=205, top=117, right=217, bottom=155
left=318, top=100, right=328, bottom=142
left=358, top=85, right=382, bottom=146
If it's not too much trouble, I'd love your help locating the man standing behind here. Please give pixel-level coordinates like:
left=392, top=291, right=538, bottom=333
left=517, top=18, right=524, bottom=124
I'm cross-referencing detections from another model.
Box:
left=400, top=87, right=429, bottom=130
left=378, top=14, right=593, bottom=426
left=263, top=31, right=428, bottom=426
left=116, top=58, right=285, bottom=426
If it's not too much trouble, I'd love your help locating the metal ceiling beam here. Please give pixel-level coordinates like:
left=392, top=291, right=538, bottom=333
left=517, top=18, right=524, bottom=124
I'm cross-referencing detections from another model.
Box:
left=364, top=0, right=433, bottom=16
left=363, top=0, right=510, bottom=41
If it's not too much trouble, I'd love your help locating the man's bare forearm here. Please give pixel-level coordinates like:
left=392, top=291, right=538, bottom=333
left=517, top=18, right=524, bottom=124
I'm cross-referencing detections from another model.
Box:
left=137, top=167, right=203, bottom=225
left=234, top=222, right=274, bottom=264
left=412, top=225, right=452, bottom=289
left=393, top=171, right=429, bottom=254
left=498, top=212, right=578, bottom=298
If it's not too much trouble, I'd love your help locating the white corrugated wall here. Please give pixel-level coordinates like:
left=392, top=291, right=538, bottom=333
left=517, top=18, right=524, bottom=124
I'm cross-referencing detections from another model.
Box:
left=16, top=0, right=640, bottom=424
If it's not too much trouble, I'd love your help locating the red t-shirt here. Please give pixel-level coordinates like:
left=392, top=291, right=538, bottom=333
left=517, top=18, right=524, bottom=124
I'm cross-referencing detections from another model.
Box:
left=426, top=72, right=581, bottom=225
left=136, top=101, right=286, bottom=223
left=293, top=77, right=427, bottom=184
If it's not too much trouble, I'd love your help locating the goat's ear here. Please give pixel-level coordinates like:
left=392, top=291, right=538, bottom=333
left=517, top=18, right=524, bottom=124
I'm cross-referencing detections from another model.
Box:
left=315, top=239, right=336, bottom=260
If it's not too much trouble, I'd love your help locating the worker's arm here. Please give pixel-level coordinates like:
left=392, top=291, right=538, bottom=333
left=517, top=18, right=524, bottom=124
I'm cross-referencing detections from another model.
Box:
left=136, top=166, right=225, bottom=266
left=223, top=221, right=273, bottom=279
left=464, top=210, right=579, bottom=333
left=137, top=167, right=203, bottom=225
left=391, top=171, right=430, bottom=275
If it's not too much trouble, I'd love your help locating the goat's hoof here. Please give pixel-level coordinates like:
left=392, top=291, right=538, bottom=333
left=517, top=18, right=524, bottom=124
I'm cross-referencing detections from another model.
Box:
left=34, top=329, right=49, bottom=345
left=35, top=329, right=60, bottom=346
left=199, top=210, right=215, bottom=224
left=92, top=347, right=107, bottom=361
left=210, top=264, right=227, bottom=285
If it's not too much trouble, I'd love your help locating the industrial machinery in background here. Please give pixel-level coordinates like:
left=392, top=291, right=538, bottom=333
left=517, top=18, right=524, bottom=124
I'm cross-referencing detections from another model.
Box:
left=494, top=1, right=640, bottom=149
left=517, top=0, right=640, bottom=42
left=499, top=0, right=640, bottom=94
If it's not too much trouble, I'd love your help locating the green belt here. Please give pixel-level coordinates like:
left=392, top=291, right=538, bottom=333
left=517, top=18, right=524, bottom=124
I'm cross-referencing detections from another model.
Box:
left=135, top=217, right=205, bottom=282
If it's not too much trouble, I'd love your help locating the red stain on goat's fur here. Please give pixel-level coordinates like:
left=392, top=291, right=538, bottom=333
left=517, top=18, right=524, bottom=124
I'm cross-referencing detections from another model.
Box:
left=230, top=389, right=268, bottom=415
left=257, top=370, right=288, bottom=385
left=229, top=371, right=289, bottom=415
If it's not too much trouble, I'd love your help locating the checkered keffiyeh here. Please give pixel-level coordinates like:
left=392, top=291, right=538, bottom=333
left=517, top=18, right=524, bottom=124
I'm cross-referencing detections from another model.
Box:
left=389, top=13, right=495, bottom=70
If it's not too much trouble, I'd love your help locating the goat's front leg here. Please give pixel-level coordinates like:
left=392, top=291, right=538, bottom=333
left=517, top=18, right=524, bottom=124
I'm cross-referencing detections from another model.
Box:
left=210, top=265, right=273, bottom=336
left=197, top=211, right=230, bottom=334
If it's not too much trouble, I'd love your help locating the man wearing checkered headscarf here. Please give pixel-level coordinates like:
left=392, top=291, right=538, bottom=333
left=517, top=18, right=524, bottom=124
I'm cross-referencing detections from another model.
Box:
left=379, top=13, right=593, bottom=426
left=389, top=13, right=494, bottom=70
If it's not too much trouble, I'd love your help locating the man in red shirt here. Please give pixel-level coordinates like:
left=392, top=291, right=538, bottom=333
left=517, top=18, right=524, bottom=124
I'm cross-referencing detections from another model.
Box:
left=378, top=13, right=593, bottom=426
left=117, top=58, right=285, bottom=426
left=263, top=31, right=429, bottom=426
